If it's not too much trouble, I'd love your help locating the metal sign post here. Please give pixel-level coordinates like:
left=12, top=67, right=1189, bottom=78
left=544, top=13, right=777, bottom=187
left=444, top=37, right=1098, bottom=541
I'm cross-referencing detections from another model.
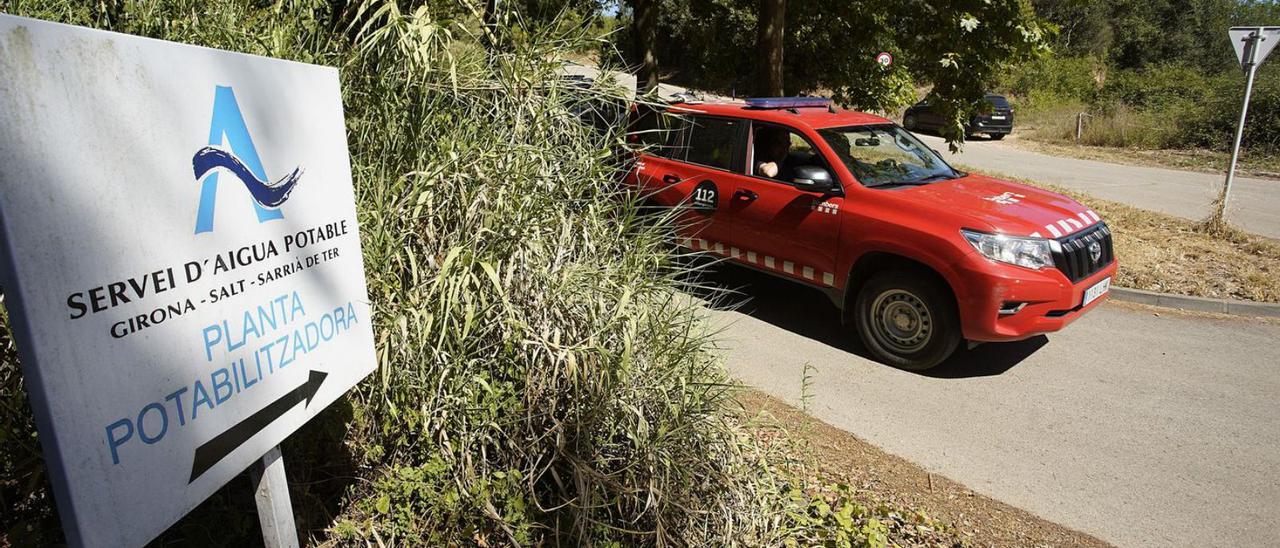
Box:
left=250, top=446, right=301, bottom=548
left=1216, top=27, right=1279, bottom=223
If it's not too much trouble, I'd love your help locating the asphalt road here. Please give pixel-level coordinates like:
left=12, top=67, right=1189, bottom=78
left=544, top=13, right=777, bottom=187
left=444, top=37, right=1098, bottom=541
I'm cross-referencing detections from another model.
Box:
left=915, top=134, right=1280, bottom=239
left=697, top=265, right=1280, bottom=548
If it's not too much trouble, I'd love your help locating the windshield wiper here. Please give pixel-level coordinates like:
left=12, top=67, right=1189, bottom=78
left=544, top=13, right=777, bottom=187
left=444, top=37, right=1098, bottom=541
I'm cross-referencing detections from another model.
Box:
left=866, top=173, right=958, bottom=188
left=909, top=173, right=960, bottom=184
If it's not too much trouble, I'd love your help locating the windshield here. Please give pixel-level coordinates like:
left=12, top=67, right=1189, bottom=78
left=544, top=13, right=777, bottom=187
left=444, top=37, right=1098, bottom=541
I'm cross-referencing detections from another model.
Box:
left=818, top=124, right=959, bottom=187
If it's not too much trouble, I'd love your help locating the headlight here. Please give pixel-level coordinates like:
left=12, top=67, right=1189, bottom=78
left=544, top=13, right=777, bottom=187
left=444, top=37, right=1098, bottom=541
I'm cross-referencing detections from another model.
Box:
left=961, top=229, right=1054, bottom=270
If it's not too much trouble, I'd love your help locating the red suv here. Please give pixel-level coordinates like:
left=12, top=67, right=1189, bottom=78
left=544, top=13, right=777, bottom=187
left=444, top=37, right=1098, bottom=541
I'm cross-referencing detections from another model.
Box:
left=627, top=97, right=1117, bottom=370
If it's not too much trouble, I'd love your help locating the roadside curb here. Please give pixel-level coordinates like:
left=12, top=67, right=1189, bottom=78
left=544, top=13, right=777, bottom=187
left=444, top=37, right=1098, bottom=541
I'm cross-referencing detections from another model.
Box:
left=1110, top=287, right=1280, bottom=318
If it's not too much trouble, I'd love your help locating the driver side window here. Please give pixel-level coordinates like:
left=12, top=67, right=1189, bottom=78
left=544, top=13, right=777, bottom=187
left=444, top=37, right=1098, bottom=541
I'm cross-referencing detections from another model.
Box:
left=749, top=123, right=828, bottom=184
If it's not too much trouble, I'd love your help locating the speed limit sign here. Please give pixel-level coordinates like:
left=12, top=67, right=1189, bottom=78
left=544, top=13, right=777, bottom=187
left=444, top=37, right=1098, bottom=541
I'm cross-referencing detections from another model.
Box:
left=875, top=51, right=893, bottom=67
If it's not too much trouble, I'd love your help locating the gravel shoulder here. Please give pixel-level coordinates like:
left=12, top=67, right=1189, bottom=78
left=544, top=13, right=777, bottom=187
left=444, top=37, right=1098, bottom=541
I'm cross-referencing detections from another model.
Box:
left=738, top=390, right=1111, bottom=548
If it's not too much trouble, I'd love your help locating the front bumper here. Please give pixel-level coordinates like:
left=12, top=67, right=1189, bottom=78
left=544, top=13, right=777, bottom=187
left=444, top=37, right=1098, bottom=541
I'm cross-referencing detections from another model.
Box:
left=954, top=257, right=1118, bottom=342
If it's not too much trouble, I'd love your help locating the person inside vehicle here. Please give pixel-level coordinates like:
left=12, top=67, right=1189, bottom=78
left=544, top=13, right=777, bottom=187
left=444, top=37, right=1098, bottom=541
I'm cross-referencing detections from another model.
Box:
left=754, top=126, right=792, bottom=180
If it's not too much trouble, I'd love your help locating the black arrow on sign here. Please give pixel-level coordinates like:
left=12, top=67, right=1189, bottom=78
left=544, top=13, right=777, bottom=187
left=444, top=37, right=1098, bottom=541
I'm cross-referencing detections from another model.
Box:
left=189, top=370, right=328, bottom=483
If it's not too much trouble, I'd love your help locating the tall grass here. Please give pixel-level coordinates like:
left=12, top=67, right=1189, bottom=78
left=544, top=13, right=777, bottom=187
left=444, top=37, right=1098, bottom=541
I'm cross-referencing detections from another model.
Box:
left=0, top=1, right=916, bottom=546
left=1052, top=104, right=1177, bottom=149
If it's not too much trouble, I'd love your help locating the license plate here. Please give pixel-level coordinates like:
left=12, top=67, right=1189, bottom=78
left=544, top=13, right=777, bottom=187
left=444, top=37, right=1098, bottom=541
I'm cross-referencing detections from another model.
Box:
left=1083, top=276, right=1111, bottom=306
left=991, top=115, right=1007, bottom=120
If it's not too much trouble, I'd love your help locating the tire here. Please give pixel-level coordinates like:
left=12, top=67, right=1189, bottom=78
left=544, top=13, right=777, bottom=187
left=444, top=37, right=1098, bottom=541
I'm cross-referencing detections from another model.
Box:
left=854, top=270, right=961, bottom=371
left=989, top=132, right=1006, bottom=141
left=903, top=114, right=918, bottom=131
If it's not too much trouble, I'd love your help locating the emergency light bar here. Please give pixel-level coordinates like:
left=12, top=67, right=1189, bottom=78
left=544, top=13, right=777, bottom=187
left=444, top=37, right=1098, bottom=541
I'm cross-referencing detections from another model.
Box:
left=745, top=97, right=832, bottom=109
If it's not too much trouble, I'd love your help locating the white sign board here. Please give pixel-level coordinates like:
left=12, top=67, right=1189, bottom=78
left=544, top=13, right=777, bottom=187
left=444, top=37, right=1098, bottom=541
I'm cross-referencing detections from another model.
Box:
left=0, top=15, right=376, bottom=547
left=1230, top=26, right=1279, bottom=69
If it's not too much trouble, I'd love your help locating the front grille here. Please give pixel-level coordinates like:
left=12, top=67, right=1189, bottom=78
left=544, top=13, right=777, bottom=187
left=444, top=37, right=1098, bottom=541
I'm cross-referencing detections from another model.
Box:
left=1053, top=223, right=1114, bottom=283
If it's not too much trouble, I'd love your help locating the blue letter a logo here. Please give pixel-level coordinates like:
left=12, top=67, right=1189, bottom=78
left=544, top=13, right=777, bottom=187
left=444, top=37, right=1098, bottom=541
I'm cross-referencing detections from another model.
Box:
left=192, top=86, right=302, bottom=234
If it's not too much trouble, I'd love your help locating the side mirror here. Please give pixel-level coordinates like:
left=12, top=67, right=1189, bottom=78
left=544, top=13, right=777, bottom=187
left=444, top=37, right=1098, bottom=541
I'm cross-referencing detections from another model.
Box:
left=792, top=165, right=835, bottom=193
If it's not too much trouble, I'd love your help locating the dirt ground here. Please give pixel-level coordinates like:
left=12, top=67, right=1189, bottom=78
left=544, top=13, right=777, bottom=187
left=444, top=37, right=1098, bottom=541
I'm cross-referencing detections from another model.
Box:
left=737, top=390, right=1112, bottom=548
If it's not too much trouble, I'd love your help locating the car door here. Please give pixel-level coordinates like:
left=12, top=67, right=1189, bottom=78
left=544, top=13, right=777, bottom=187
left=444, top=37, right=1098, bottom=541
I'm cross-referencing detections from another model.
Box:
left=632, top=112, right=746, bottom=252
left=722, top=122, right=842, bottom=287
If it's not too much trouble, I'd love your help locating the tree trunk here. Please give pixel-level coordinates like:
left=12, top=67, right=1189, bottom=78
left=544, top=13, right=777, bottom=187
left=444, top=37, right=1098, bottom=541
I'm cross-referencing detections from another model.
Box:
left=756, top=0, right=786, bottom=96
left=633, top=0, right=660, bottom=96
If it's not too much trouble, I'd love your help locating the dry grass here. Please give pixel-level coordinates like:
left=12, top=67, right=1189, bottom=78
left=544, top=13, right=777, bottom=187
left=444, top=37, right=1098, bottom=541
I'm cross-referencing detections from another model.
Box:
left=960, top=166, right=1280, bottom=303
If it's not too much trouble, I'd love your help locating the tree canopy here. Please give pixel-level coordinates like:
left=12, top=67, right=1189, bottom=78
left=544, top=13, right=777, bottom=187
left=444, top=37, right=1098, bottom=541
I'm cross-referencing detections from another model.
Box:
left=1034, top=0, right=1280, bottom=72
left=613, top=0, right=1050, bottom=147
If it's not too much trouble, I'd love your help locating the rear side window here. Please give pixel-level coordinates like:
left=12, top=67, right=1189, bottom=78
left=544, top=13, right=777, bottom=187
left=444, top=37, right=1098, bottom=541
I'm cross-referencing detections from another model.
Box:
left=684, top=116, right=743, bottom=171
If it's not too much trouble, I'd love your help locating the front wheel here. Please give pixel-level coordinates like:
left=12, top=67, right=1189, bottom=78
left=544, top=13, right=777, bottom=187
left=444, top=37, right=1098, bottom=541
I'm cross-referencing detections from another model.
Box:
left=854, top=271, right=961, bottom=371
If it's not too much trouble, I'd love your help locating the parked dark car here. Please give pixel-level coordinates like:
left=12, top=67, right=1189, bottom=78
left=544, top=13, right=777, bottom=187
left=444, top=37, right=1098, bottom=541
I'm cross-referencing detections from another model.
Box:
left=902, top=93, right=1014, bottom=140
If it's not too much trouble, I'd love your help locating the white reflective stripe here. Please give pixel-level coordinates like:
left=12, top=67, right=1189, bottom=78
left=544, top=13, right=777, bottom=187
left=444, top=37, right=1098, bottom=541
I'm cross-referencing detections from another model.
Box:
left=1057, top=219, right=1074, bottom=234
left=714, top=242, right=724, bottom=253
left=765, top=256, right=775, bottom=268
left=730, top=246, right=740, bottom=258
left=1077, top=212, right=1094, bottom=226
left=802, top=266, right=814, bottom=280
left=783, top=261, right=795, bottom=274
left=696, top=238, right=707, bottom=250
left=1045, top=224, right=1062, bottom=238
left=747, top=251, right=758, bottom=263
left=1087, top=210, right=1101, bottom=222
left=1030, top=231, right=1042, bottom=238
left=822, top=272, right=835, bottom=286
left=1066, top=217, right=1083, bottom=230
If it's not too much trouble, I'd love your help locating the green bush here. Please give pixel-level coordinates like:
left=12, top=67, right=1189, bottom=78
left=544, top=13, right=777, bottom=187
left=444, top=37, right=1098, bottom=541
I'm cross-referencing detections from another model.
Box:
left=1181, top=70, right=1280, bottom=154
left=1096, top=64, right=1218, bottom=112
left=1001, top=54, right=1100, bottom=106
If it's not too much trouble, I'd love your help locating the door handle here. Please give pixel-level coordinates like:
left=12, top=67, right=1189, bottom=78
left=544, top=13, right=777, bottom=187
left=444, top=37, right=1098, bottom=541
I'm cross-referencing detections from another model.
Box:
left=733, top=189, right=758, bottom=202
left=662, top=174, right=681, bottom=185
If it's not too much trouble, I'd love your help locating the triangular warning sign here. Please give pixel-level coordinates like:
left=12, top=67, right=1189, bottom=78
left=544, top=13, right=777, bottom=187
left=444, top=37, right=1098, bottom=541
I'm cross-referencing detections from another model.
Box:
left=1230, top=27, right=1280, bottom=70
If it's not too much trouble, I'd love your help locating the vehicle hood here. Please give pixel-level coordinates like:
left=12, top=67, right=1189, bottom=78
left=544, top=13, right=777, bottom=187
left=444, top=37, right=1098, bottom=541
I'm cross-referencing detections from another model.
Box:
left=902, top=173, right=1102, bottom=239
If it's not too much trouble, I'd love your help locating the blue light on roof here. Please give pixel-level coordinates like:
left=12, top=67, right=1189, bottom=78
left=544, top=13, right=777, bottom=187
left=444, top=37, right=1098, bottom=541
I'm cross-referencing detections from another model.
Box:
left=745, top=97, right=832, bottom=109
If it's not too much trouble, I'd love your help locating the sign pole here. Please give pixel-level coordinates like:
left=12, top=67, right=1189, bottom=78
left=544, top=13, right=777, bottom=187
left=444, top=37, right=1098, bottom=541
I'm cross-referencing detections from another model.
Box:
left=1214, top=26, right=1278, bottom=226
left=249, top=445, right=301, bottom=548
left=1218, top=30, right=1261, bottom=221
